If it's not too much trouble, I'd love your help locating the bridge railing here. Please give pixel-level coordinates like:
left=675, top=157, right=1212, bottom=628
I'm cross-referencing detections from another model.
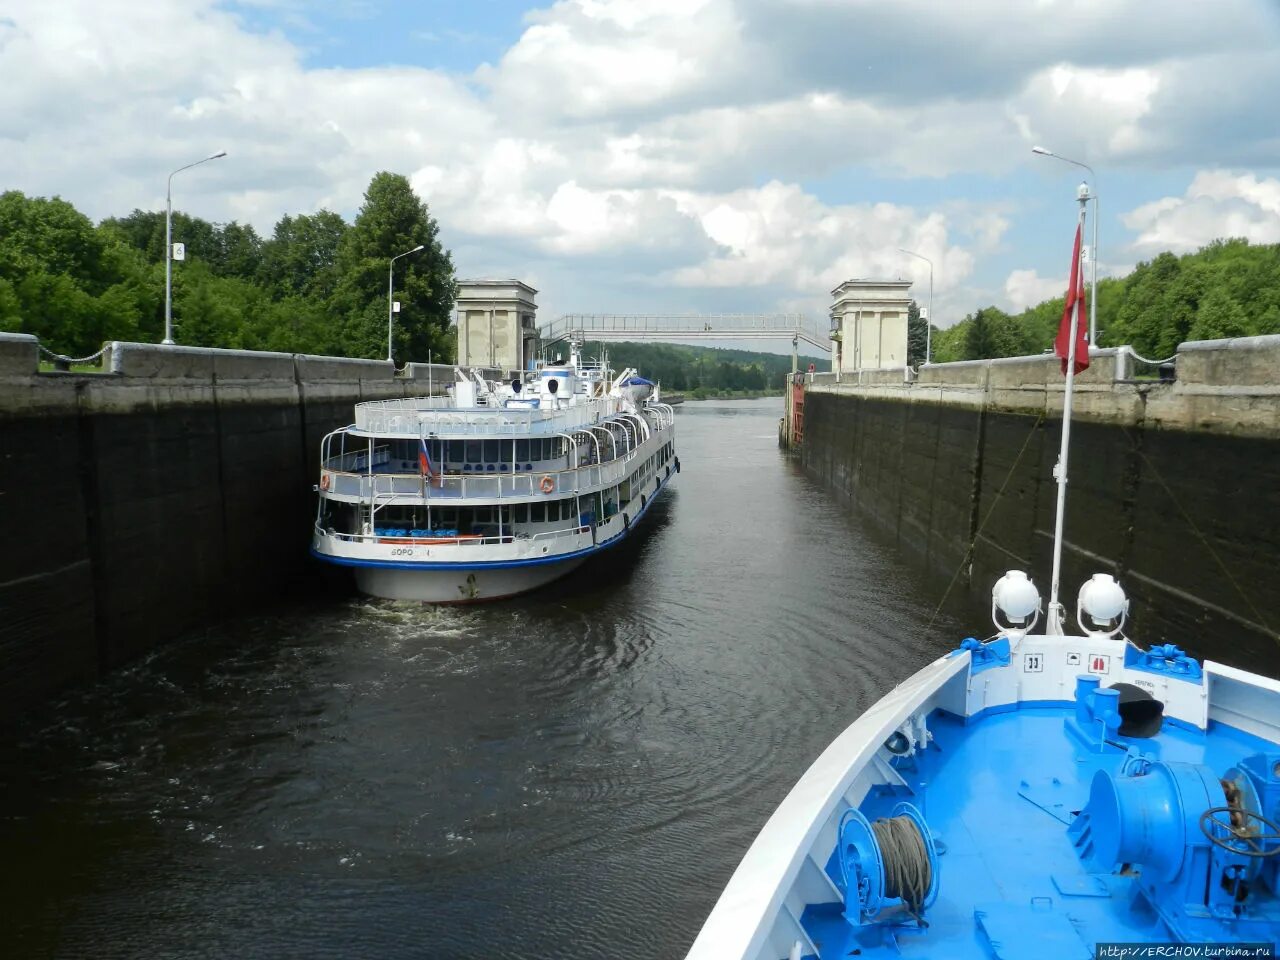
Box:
left=541, top=313, right=831, bottom=351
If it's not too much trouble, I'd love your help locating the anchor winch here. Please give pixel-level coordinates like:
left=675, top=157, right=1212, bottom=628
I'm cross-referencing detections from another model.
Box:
left=1069, top=752, right=1280, bottom=941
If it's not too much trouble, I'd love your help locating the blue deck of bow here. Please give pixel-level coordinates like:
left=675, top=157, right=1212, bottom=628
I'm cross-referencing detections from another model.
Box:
left=799, top=705, right=1279, bottom=959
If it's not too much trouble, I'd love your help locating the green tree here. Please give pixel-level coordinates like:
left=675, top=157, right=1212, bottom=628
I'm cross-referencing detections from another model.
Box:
left=101, top=209, right=221, bottom=267
left=962, top=307, right=1013, bottom=359
left=1189, top=289, right=1249, bottom=341
left=330, top=173, right=456, bottom=362
left=929, top=322, right=967, bottom=363
left=258, top=211, right=348, bottom=302
left=213, top=222, right=262, bottom=280
left=907, top=300, right=929, bottom=365
left=0, top=191, right=152, bottom=353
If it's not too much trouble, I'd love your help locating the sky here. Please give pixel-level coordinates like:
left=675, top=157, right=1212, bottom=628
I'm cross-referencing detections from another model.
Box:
left=3, top=0, right=1280, bottom=334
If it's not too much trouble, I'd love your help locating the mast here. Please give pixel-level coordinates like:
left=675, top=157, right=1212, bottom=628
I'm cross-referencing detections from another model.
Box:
left=1046, top=183, right=1090, bottom=634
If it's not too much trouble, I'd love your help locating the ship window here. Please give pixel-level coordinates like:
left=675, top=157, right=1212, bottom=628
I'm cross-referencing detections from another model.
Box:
left=516, top=439, right=529, bottom=461
left=465, top=440, right=482, bottom=463
left=515, top=503, right=528, bottom=523
left=531, top=502, right=546, bottom=523
left=500, top=440, right=513, bottom=463
left=447, top=441, right=463, bottom=463
left=483, top=439, right=499, bottom=462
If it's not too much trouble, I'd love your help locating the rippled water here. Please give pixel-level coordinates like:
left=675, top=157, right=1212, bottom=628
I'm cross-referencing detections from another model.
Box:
left=2, top=398, right=968, bottom=960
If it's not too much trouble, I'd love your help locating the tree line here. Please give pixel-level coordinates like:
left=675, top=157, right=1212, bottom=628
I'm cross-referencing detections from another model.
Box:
left=931, top=239, right=1280, bottom=363
left=581, top=341, right=826, bottom=395
left=3, top=177, right=1274, bottom=371
left=0, top=172, right=456, bottom=362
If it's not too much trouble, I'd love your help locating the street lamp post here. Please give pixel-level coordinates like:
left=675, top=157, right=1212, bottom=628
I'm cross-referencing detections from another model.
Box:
left=387, top=244, right=426, bottom=363
left=163, top=151, right=227, bottom=345
left=898, top=247, right=934, bottom=364
left=1032, top=146, right=1098, bottom=346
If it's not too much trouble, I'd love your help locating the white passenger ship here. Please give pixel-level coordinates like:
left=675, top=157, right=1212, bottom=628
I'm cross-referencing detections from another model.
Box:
left=310, top=344, right=678, bottom=602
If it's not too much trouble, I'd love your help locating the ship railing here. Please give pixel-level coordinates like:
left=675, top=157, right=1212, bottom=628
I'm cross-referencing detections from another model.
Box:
left=327, top=444, right=392, bottom=473
left=318, top=523, right=591, bottom=548
left=354, top=398, right=616, bottom=436
left=323, top=452, right=639, bottom=501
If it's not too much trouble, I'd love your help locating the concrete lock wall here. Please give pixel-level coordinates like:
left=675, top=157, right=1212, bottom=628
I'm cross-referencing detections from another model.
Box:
left=800, top=336, right=1280, bottom=674
left=0, top=336, right=463, bottom=718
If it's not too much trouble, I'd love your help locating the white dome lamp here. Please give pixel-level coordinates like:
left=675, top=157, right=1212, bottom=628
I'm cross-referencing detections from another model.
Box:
left=1077, top=573, right=1129, bottom=637
left=992, top=570, right=1042, bottom=637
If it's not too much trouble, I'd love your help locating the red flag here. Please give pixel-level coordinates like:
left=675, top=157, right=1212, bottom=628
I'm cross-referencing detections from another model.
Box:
left=1054, top=224, right=1089, bottom=376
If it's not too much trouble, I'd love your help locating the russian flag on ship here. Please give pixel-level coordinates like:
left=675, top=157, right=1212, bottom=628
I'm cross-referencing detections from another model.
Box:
left=418, top=436, right=437, bottom=483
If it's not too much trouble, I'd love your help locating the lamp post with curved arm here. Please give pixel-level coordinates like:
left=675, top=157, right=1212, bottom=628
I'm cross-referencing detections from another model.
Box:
left=164, top=150, right=227, bottom=345
left=1032, top=146, right=1098, bottom=346
left=387, top=244, right=425, bottom=363
left=898, top=247, right=934, bottom=364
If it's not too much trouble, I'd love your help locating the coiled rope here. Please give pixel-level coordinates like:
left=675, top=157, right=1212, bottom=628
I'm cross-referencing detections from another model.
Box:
left=871, top=815, right=933, bottom=923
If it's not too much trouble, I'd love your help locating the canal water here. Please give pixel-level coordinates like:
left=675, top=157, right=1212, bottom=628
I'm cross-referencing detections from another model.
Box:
left=2, top=398, right=970, bottom=960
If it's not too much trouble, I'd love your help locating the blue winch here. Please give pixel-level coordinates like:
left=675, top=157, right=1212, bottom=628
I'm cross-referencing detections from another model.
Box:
left=837, top=802, right=940, bottom=928
left=1069, top=752, right=1280, bottom=941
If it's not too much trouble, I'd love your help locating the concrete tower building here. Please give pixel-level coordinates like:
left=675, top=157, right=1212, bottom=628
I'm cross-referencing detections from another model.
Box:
left=455, top=280, right=539, bottom=373
left=829, top=279, right=913, bottom=373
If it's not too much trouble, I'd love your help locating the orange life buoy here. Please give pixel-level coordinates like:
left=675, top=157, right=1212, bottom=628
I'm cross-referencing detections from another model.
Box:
left=540, top=474, right=555, bottom=494
left=320, top=472, right=331, bottom=491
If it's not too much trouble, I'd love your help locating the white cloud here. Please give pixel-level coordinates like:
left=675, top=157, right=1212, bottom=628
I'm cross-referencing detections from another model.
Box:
left=1123, top=170, right=1280, bottom=253
left=664, top=182, right=985, bottom=324
left=1004, top=269, right=1065, bottom=311
left=480, top=0, right=747, bottom=124
left=1, top=0, right=1278, bottom=328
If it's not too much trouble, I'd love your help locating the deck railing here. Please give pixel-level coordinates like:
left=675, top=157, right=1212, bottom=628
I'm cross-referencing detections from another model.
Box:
left=318, top=523, right=591, bottom=548
left=321, top=449, right=643, bottom=501
left=354, top=396, right=620, bottom=436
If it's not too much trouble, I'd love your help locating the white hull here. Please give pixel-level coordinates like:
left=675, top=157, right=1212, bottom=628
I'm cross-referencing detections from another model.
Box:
left=353, top=555, right=588, bottom=603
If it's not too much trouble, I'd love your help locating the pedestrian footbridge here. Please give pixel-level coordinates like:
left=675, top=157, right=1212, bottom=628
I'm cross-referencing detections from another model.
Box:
left=540, top=314, right=831, bottom=353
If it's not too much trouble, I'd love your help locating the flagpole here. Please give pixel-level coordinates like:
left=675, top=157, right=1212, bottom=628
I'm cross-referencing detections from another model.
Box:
left=1047, top=184, right=1089, bottom=634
